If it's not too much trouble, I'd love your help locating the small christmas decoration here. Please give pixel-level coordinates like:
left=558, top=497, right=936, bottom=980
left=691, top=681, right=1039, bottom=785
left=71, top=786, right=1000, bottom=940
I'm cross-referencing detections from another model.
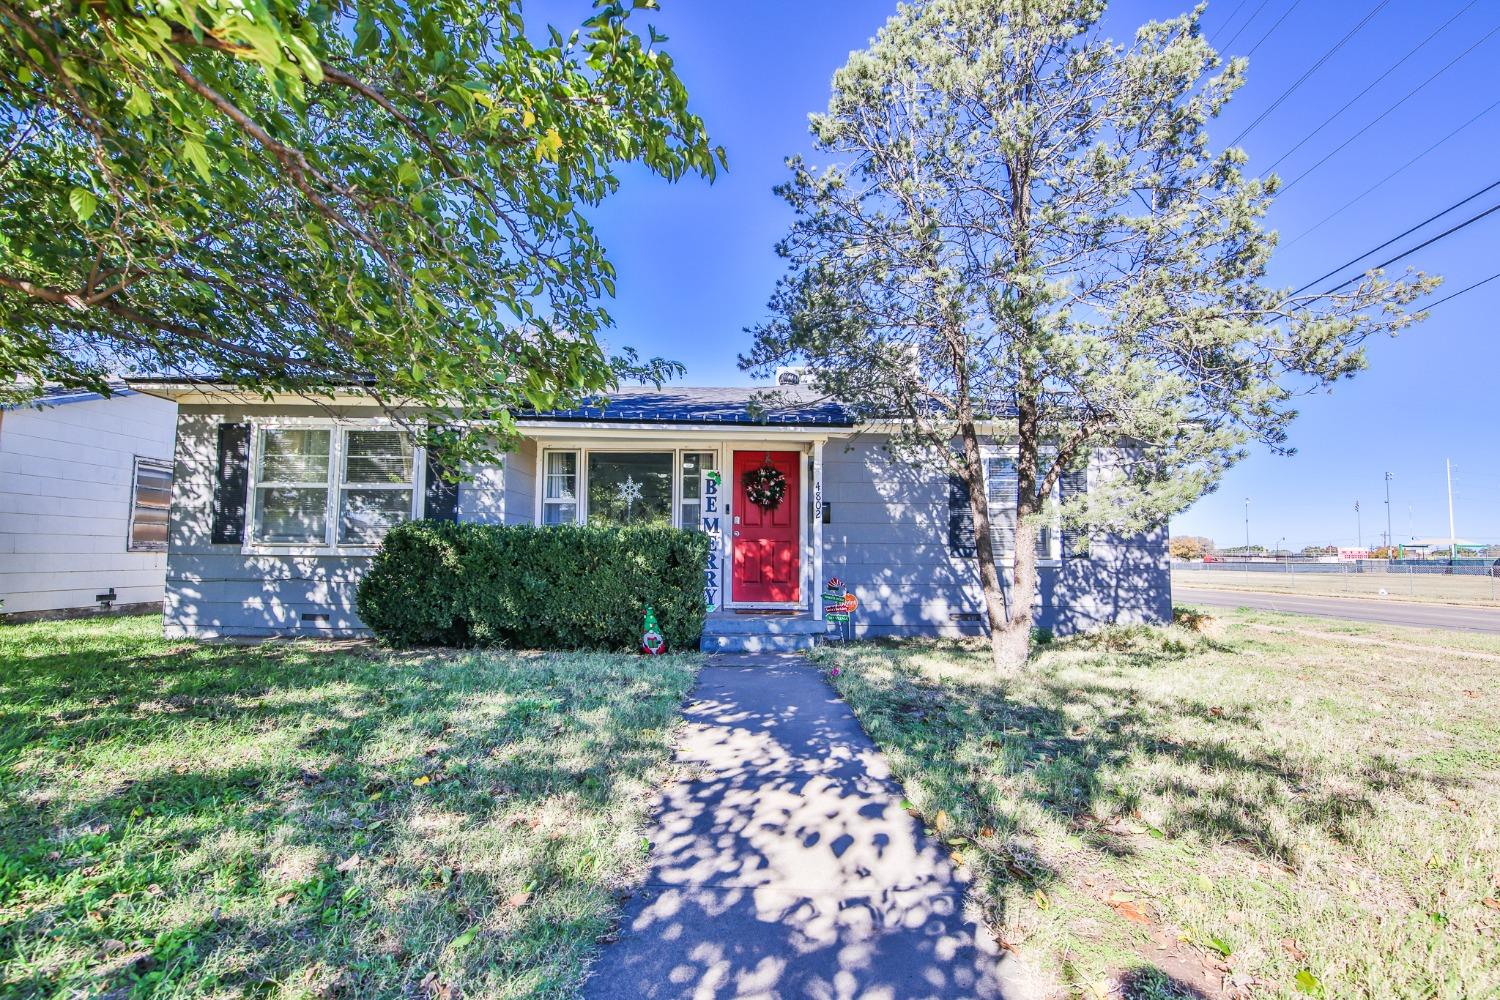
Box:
left=641, top=607, right=666, bottom=656
left=616, top=475, right=644, bottom=518
left=742, top=458, right=788, bottom=511
left=823, top=577, right=856, bottom=642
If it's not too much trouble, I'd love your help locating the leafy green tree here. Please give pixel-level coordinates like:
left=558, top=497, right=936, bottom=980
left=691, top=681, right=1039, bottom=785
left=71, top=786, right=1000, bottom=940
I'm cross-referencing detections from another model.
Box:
left=1169, top=536, right=1207, bottom=561
left=744, top=0, right=1435, bottom=671
left=1, top=0, right=723, bottom=462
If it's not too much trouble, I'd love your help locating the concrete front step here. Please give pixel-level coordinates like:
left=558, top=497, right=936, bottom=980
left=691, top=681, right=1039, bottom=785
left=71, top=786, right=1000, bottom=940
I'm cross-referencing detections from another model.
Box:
left=700, top=612, right=827, bottom=652
left=702, top=632, right=820, bottom=654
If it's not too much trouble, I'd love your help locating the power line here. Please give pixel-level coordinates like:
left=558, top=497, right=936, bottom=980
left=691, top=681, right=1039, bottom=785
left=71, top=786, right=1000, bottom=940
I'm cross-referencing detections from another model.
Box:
left=1312, top=199, right=1500, bottom=300
left=1291, top=178, right=1500, bottom=295
left=1258, top=0, right=1475, bottom=172
left=1209, top=0, right=1254, bottom=44
left=1425, top=269, right=1500, bottom=309
left=1283, top=96, right=1500, bottom=247
left=1221, top=0, right=1274, bottom=50
left=1244, top=0, right=1303, bottom=57
left=1279, top=21, right=1500, bottom=194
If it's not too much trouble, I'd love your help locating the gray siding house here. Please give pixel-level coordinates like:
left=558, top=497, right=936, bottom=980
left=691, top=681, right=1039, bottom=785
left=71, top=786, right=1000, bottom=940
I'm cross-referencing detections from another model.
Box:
left=1, top=385, right=177, bottom=616
left=128, top=382, right=1169, bottom=649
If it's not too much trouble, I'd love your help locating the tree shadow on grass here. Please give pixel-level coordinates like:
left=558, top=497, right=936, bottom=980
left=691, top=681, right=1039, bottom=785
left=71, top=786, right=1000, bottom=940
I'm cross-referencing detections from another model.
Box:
left=0, top=620, right=696, bottom=999
left=826, top=631, right=1487, bottom=994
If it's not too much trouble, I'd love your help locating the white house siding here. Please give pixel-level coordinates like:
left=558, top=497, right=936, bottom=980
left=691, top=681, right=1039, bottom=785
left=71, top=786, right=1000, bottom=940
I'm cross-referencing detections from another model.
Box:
left=0, top=391, right=177, bottom=615
left=818, top=435, right=1171, bottom=638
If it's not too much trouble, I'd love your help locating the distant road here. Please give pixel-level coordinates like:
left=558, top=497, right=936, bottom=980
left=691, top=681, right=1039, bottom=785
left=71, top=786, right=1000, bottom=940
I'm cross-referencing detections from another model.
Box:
left=1174, top=586, right=1500, bottom=635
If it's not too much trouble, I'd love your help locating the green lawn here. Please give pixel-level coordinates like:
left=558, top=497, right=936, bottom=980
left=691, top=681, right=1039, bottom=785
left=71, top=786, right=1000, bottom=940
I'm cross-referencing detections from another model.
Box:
left=813, top=609, right=1500, bottom=1000
left=0, top=615, right=698, bottom=999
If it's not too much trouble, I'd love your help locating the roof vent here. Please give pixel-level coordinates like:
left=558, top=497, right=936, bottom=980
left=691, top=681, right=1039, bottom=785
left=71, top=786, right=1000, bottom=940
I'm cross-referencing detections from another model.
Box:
left=776, top=367, right=817, bottom=387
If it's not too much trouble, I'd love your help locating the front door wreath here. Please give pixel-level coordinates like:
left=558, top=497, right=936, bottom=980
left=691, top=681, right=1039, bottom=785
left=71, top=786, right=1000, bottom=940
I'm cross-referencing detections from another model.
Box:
left=742, top=458, right=788, bottom=511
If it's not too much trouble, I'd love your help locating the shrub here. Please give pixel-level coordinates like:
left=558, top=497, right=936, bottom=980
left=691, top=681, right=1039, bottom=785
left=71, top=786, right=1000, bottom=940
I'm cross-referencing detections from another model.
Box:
left=356, top=521, right=711, bottom=652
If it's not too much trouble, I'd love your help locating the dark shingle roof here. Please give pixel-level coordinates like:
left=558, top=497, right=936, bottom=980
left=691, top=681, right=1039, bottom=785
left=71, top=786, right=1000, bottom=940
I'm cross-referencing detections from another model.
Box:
left=519, top=386, right=853, bottom=427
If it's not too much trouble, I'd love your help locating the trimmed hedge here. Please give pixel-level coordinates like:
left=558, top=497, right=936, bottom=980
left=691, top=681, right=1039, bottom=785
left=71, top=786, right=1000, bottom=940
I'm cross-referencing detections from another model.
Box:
left=355, top=520, right=711, bottom=651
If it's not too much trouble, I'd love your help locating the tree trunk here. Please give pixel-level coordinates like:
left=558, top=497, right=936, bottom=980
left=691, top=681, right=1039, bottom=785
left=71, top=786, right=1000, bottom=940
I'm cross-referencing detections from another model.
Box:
left=957, top=411, right=1017, bottom=675
left=1004, top=388, right=1043, bottom=670
left=952, top=343, right=1032, bottom=675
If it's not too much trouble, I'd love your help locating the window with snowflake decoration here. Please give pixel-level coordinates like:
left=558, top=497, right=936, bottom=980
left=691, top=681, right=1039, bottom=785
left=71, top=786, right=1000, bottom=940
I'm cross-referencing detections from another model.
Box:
left=587, top=452, right=673, bottom=526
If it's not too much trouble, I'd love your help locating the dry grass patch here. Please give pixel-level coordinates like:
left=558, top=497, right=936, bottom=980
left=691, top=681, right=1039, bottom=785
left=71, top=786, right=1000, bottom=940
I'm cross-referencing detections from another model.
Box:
left=0, top=615, right=698, bottom=999
left=813, top=608, right=1500, bottom=999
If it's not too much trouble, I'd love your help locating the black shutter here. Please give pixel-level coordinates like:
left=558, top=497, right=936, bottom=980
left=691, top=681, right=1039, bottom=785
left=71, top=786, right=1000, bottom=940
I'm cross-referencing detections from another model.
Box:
left=948, top=473, right=976, bottom=557
left=423, top=448, right=459, bottom=522
left=1060, top=462, right=1090, bottom=559
left=211, top=423, right=250, bottom=544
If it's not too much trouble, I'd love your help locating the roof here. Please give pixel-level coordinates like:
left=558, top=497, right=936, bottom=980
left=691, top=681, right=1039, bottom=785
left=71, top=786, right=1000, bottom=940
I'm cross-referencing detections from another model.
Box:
left=519, top=386, right=853, bottom=427
left=3, top=380, right=135, bottom=411
left=123, top=379, right=855, bottom=427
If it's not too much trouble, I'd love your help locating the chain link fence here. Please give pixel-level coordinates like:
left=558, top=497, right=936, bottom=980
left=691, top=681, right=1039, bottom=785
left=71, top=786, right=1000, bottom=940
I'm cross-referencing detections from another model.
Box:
left=1172, top=559, right=1500, bottom=606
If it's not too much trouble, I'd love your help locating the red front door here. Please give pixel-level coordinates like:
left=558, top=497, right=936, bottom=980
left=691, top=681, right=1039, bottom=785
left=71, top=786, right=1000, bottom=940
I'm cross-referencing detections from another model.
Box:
left=732, top=451, right=801, bottom=604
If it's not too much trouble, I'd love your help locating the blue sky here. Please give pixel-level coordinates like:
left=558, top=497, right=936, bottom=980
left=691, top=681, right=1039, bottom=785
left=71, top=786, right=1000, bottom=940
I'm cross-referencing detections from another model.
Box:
left=560, top=0, right=1500, bottom=551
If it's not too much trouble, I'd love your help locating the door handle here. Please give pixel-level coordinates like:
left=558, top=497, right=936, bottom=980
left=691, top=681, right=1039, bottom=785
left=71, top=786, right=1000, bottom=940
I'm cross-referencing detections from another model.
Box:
left=733, top=530, right=741, bottom=537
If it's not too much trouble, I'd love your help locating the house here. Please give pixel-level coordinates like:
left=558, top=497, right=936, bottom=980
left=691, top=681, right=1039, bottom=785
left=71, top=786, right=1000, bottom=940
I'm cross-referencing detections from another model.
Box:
left=126, top=381, right=1170, bottom=649
left=0, top=384, right=177, bottom=618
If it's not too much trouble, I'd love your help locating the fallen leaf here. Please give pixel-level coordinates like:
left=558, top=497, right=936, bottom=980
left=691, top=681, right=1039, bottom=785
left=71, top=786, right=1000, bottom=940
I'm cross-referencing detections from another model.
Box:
left=507, top=890, right=532, bottom=908
left=1281, top=937, right=1307, bottom=961
left=979, top=826, right=996, bottom=838
left=412, top=775, right=431, bottom=786
left=1294, top=968, right=1323, bottom=995
left=1032, top=888, right=1051, bottom=911
left=934, top=809, right=950, bottom=833
left=1482, top=898, right=1500, bottom=910
left=275, top=892, right=296, bottom=907
left=335, top=855, right=361, bottom=873
left=1110, top=899, right=1151, bottom=925
left=1208, top=706, right=1225, bottom=718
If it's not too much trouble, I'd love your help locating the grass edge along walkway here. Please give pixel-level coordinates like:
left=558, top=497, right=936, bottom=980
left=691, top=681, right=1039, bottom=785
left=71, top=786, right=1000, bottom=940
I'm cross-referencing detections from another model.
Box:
left=811, top=608, right=1500, bottom=1000
left=0, top=614, right=699, bottom=1000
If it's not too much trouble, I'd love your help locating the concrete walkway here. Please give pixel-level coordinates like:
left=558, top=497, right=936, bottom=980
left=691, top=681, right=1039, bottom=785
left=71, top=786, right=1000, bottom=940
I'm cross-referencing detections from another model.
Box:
left=582, top=654, right=1028, bottom=1000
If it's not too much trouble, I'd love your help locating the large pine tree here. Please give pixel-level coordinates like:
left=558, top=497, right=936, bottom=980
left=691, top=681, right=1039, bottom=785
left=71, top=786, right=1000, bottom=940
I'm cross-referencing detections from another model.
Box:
left=744, top=0, right=1435, bottom=671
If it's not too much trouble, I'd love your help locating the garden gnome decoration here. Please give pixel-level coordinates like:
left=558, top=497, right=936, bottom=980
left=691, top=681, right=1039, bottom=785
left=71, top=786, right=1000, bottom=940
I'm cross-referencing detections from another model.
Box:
left=641, top=606, right=666, bottom=656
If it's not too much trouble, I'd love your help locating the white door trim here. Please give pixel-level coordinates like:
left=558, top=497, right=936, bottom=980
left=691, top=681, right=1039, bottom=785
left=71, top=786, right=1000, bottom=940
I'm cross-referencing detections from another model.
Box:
left=725, top=444, right=807, bottom=611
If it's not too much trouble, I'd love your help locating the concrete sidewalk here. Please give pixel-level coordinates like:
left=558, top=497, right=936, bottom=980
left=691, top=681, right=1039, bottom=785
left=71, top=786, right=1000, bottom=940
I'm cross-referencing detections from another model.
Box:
left=581, top=654, right=1030, bottom=1000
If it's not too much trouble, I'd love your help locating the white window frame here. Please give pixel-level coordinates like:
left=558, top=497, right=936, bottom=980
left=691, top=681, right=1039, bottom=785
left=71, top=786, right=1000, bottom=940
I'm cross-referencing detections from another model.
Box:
left=126, top=455, right=173, bottom=553
left=243, top=418, right=425, bottom=556
left=535, top=445, right=719, bottom=530
left=981, top=447, right=1063, bottom=567
left=541, top=449, right=582, bottom=525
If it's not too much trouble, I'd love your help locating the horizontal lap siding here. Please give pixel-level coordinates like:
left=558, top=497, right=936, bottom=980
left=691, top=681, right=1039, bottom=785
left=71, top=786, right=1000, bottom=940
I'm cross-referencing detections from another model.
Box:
left=501, top=438, right=536, bottom=525
left=168, top=406, right=511, bottom=637
left=0, top=394, right=175, bottom=614
left=820, top=436, right=1169, bottom=637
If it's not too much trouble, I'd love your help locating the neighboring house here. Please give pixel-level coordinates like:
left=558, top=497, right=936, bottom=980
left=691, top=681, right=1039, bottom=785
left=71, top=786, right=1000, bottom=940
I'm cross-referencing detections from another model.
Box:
left=127, top=381, right=1170, bottom=650
left=0, top=384, right=177, bottom=617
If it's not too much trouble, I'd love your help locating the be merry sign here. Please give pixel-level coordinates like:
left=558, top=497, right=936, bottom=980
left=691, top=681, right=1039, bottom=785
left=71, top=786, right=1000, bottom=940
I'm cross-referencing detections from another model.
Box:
left=702, top=470, right=723, bottom=611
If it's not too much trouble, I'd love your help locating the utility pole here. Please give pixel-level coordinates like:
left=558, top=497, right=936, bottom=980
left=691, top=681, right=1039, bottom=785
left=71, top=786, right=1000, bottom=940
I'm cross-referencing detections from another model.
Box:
left=1355, top=500, right=1361, bottom=549
left=1384, top=472, right=1394, bottom=555
left=1243, top=497, right=1250, bottom=552
left=1446, top=458, right=1457, bottom=561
